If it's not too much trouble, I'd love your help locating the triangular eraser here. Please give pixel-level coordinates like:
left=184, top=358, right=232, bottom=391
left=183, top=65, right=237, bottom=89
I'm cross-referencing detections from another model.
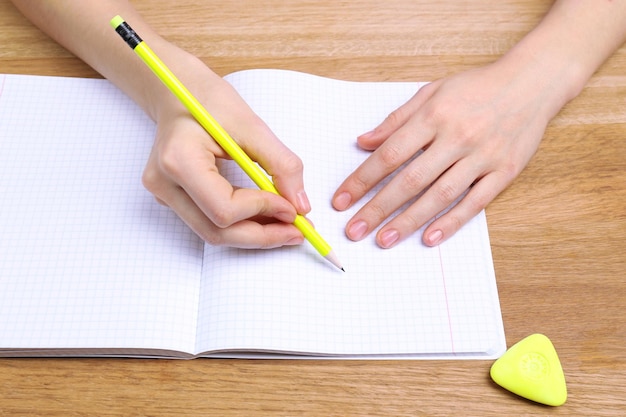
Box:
left=490, top=333, right=567, bottom=406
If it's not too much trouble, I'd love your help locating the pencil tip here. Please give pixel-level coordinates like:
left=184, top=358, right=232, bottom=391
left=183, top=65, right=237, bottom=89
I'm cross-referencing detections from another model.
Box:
left=325, top=250, right=344, bottom=272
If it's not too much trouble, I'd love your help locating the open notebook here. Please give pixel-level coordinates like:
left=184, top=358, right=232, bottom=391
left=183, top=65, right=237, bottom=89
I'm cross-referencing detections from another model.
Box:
left=0, top=69, right=505, bottom=359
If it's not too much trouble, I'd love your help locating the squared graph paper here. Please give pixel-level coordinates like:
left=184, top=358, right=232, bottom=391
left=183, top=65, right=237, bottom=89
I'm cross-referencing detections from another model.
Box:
left=0, top=71, right=505, bottom=359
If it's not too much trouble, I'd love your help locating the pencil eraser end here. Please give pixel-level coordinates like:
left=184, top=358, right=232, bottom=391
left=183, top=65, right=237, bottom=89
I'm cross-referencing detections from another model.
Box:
left=110, top=15, right=125, bottom=29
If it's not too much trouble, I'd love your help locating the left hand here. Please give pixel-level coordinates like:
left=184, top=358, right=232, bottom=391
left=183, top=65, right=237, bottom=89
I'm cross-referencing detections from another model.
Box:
left=332, top=61, right=553, bottom=248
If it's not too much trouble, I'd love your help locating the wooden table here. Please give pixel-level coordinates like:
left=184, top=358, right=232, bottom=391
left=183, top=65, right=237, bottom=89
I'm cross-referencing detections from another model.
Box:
left=1, top=1, right=624, bottom=415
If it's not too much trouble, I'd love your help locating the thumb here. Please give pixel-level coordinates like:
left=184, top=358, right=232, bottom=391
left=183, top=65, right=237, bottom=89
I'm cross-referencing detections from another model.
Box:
left=358, top=80, right=439, bottom=151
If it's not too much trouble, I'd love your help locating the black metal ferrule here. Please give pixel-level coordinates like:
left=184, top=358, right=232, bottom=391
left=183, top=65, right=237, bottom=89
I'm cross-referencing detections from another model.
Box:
left=114, top=21, right=143, bottom=49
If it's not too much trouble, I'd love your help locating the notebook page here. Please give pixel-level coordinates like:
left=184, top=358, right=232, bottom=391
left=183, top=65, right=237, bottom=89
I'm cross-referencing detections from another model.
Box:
left=0, top=75, right=202, bottom=356
left=195, top=70, right=505, bottom=358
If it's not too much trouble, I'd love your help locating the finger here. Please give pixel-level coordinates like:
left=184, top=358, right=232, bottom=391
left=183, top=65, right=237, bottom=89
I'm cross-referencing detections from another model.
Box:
left=421, top=170, right=513, bottom=247
left=156, top=181, right=304, bottom=249
left=217, top=221, right=304, bottom=249
left=333, top=119, right=436, bottom=212
left=181, top=166, right=298, bottom=229
left=176, top=80, right=311, bottom=216
left=153, top=137, right=299, bottom=228
left=357, top=81, right=440, bottom=151
left=226, top=114, right=310, bottom=215
left=373, top=156, right=480, bottom=248
left=333, top=83, right=441, bottom=212
left=212, top=90, right=311, bottom=214
left=343, top=141, right=462, bottom=242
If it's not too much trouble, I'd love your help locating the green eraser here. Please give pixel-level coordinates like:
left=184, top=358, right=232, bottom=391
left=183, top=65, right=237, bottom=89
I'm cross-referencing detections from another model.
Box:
left=110, top=15, right=125, bottom=29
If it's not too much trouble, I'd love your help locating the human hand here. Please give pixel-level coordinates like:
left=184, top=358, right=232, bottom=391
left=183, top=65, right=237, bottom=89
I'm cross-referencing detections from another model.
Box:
left=332, top=61, right=557, bottom=248
left=143, top=59, right=311, bottom=249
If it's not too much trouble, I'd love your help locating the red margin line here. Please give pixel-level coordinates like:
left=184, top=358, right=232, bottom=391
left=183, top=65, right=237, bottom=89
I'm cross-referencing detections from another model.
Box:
left=438, top=244, right=456, bottom=355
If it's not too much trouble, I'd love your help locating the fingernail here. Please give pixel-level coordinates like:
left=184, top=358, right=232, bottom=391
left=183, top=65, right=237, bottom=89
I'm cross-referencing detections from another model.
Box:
left=296, top=190, right=311, bottom=213
left=334, top=192, right=351, bottom=211
left=347, top=220, right=368, bottom=240
left=380, top=229, right=400, bottom=248
left=426, top=229, right=443, bottom=246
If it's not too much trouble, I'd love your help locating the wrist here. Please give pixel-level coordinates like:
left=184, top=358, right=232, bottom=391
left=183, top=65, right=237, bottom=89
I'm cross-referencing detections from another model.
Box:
left=140, top=42, right=223, bottom=127
left=496, top=0, right=626, bottom=121
left=495, top=30, right=588, bottom=122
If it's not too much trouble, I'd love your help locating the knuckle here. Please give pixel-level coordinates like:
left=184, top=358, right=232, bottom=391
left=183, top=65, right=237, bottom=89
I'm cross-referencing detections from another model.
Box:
left=486, top=157, right=522, bottom=187
left=421, top=103, right=446, bottom=126
left=466, top=189, right=490, bottom=213
left=399, top=211, right=424, bottom=233
left=349, top=172, right=371, bottom=196
left=449, top=124, right=482, bottom=151
left=502, top=160, right=523, bottom=181
left=445, top=212, right=464, bottom=233
left=379, top=142, right=404, bottom=169
left=364, top=200, right=389, bottom=222
left=384, top=108, right=404, bottom=127
left=400, top=168, right=426, bottom=193
left=278, top=152, right=304, bottom=176
left=141, top=165, right=161, bottom=193
left=455, top=130, right=475, bottom=148
left=209, top=201, right=236, bottom=228
left=433, top=181, right=458, bottom=205
left=159, top=145, right=184, bottom=179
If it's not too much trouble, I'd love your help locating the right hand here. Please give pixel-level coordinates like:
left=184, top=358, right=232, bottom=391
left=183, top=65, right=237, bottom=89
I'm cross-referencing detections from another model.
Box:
left=143, top=56, right=311, bottom=249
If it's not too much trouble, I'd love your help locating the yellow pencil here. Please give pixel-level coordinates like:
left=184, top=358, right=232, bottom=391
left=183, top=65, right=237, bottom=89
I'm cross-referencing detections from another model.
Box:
left=110, top=15, right=344, bottom=271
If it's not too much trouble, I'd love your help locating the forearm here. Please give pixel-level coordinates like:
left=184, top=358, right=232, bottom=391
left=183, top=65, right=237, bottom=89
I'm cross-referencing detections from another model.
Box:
left=8, top=0, right=203, bottom=121
left=496, top=0, right=626, bottom=120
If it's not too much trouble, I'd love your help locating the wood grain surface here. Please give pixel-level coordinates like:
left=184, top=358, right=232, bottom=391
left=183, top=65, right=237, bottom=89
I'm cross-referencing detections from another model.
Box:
left=0, top=1, right=624, bottom=415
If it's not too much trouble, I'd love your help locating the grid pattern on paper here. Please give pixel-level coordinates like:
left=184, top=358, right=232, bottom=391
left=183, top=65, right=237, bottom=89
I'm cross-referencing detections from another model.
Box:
left=0, top=71, right=504, bottom=358
left=0, top=75, right=203, bottom=353
left=195, top=70, right=504, bottom=357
